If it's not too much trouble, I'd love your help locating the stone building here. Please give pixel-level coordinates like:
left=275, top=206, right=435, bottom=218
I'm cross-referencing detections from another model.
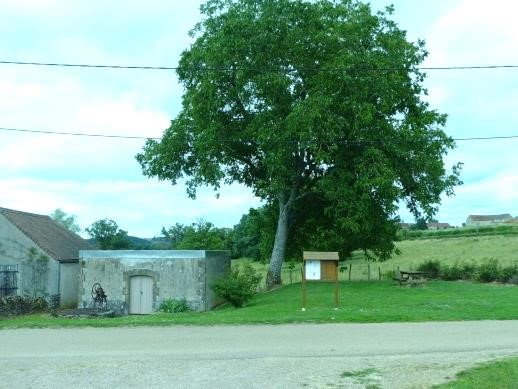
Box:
left=465, top=214, right=513, bottom=227
left=79, top=250, right=230, bottom=314
left=0, top=207, right=93, bottom=306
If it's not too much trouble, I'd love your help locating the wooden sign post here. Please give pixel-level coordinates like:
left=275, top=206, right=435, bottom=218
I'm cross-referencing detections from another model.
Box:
left=302, top=251, right=339, bottom=310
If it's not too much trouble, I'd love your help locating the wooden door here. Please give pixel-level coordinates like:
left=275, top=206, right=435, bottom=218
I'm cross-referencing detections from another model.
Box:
left=129, top=276, right=153, bottom=314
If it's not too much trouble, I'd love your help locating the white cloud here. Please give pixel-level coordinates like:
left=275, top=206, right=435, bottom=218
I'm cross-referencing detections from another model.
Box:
left=0, top=178, right=261, bottom=237
left=426, top=0, right=518, bottom=66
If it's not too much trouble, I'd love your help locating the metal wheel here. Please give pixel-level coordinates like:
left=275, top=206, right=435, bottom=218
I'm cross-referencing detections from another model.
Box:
left=91, top=283, right=103, bottom=300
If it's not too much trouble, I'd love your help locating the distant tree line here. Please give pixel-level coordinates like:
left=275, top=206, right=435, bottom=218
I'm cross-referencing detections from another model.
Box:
left=54, top=206, right=390, bottom=261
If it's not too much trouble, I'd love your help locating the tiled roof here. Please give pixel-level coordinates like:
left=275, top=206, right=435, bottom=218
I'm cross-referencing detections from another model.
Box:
left=427, top=222, right=451, bottom=228
left=0, top=207, right=94, bottom=261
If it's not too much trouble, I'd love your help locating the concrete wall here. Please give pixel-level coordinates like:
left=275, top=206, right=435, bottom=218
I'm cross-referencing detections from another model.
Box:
left=204, top=251, right=231, bottom=310
left=0, top=214, right=60, bottom=299
left=59, top=262, right=80, bottom=307
left=79, top=250, right=230, bottom=314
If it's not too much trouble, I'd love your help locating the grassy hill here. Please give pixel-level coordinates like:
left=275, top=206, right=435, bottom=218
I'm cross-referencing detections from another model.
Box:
left=238, top=234, right=518, bottom=286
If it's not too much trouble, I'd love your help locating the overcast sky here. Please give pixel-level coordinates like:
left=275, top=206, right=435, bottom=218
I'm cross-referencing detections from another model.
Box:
left=1, top=0, right=517, bottom=237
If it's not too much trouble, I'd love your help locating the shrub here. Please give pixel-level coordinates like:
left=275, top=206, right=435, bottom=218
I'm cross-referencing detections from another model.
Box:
left=441, top=264, right=463, bottom=281
left=459, top=262, right=477, bottom=280
left=212, top=263, right=262, bottom=307
left=159, top=298, right=190, bottom=313
left=441, top=262, right=477, bottom=281
left=498, top=265, right=518, bottom=283
left=417, top=260, right=441, bottom=279
left=48, top=294, right=61, bottom=310
left=0, top=295, right=49, bottom=316
left=33, top=297, right=48, bottom=311
left=477, top=258, right=501, bottom=283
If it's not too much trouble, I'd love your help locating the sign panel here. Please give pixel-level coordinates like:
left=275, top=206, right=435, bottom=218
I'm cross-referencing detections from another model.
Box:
left=305, top=260, right=321, bottom=280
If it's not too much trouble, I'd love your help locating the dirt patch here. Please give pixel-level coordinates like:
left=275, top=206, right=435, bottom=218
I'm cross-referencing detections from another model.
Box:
left=56, top=308, right=116, bottom=318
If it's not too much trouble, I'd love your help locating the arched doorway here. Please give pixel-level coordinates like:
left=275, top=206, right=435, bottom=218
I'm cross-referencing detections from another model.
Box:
left=129, top=275, right=153, bottom=314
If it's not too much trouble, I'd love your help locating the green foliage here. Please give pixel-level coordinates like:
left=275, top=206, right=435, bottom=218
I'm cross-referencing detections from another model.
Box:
left=416, top=260, right=441, bottom=279
left=26, top=247, right=49, bottom=298
left=86, top=219, right=132, bottom=250
left=231, top=206, right=277, bottom=261
left=162, top=219, right=230, bottom=250
left=161, top=223, right=187, bottom=248
left=412, top=258, right=517, bottom=284
left=50, top=208, right=81, bottom=233
left=411, top=217, right=428, bottom=230
left=179, top=219, right=230, bottom=250
left=441, top=262, right=477, bottom=281
left=397, top=224, right=518, bottom=241
left=159, top=298, right=190, bottom=313
left=212, top=263, right=262, bottom=307
left=476, top=258, right=501, bottom=283
left=136, top=0, right=461, bottom=285
left=498, top=265, right=518, bottom=283
left=0, top=295, right=48, bottom=316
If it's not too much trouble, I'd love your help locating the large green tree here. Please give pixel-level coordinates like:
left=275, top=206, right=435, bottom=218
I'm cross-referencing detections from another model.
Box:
left=86, top=219, right=132, bottom=250
left=162, top=219, right=230, bottom=250
left=137, top=0, right=461, bottom=288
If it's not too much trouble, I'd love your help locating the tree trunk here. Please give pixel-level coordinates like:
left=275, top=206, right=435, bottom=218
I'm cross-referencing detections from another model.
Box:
left=266, top=191, right=294, bottom=289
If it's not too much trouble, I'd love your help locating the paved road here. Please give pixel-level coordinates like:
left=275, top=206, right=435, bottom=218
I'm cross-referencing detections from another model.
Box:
left=1, top=321, right=517, bottom=388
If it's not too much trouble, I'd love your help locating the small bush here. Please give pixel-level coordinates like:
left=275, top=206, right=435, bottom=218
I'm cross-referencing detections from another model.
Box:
left=212, top=263, right=262, bottom=307
left=0, top=295, right=49, bottom=316
left=417, top=260, right=441, bottom=279
left=441, top=264, right=463, bottom=281
left=440, top=262, right=477, bottom=281
left=159, top=298, right=190, bottom=313
left=33, top=297, right=48, bottom=311
left=498, top=265, right=518, bottom=283
left=459, top=262, right=477, bottom=280
left=48, top=294, right=61, bottom=310
left=477, top=258, right=501, bottom=283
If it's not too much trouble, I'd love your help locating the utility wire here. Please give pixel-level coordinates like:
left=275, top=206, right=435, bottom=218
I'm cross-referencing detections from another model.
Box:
left=1, top=126, right=518, bottom=143
left=2, top=60, right=518, bottom=72
left=0, top=127, right=158, bottom=140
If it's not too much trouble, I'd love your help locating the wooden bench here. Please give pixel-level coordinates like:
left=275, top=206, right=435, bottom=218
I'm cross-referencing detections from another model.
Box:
left=393, top=270, right=427, bottom=287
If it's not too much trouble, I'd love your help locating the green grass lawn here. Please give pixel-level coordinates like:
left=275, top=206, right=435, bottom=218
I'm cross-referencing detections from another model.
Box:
left=434, top=357, right=518, bottom=388
left=1, top=280, right=517, bottom=329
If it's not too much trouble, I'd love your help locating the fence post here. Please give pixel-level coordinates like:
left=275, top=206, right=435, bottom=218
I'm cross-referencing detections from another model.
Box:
left=348, top=263, right=352, bottom=281
left=379, top=266, right=381, bottom=280
left=368, top=262, right=371, bottom=281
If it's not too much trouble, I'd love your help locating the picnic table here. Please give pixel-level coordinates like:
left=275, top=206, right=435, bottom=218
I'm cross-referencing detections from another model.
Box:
left=393, top=270, right=427, bottom=287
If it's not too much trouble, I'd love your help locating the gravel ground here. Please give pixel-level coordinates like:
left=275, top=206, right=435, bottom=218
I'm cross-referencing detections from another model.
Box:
left=1, top=321, right=517, bottom=389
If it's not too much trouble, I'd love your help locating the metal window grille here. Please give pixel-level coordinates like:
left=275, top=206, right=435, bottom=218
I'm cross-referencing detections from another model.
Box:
left=0, top=264, right=18, bottom=297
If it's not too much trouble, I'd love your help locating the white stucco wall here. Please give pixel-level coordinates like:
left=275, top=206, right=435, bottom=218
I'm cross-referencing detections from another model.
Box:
left=0, top=213, right=55, bottom=298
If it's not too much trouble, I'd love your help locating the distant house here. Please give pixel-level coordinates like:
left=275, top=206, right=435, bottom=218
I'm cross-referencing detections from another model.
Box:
left=427, top=222, right=452, bottom=230
left=0, top=207, right=93, bottom=306
left=398, top=223, right=412, bottom=230
left=465, top=214, right=513, bottom=227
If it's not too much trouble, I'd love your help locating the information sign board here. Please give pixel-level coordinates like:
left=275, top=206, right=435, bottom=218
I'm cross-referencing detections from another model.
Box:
left=305, top=260, right=321, bottom=280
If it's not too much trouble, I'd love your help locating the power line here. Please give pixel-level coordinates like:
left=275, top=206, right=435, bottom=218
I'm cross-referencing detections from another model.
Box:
left=0, top=127, right=159, bottom=140
left=1, top=126, right=518, bottom=143
left=2, top=60, right=518, bottom=72
left=0, top=60, right=177, bottom=71
left=454, top=135, right=518, bottom=141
